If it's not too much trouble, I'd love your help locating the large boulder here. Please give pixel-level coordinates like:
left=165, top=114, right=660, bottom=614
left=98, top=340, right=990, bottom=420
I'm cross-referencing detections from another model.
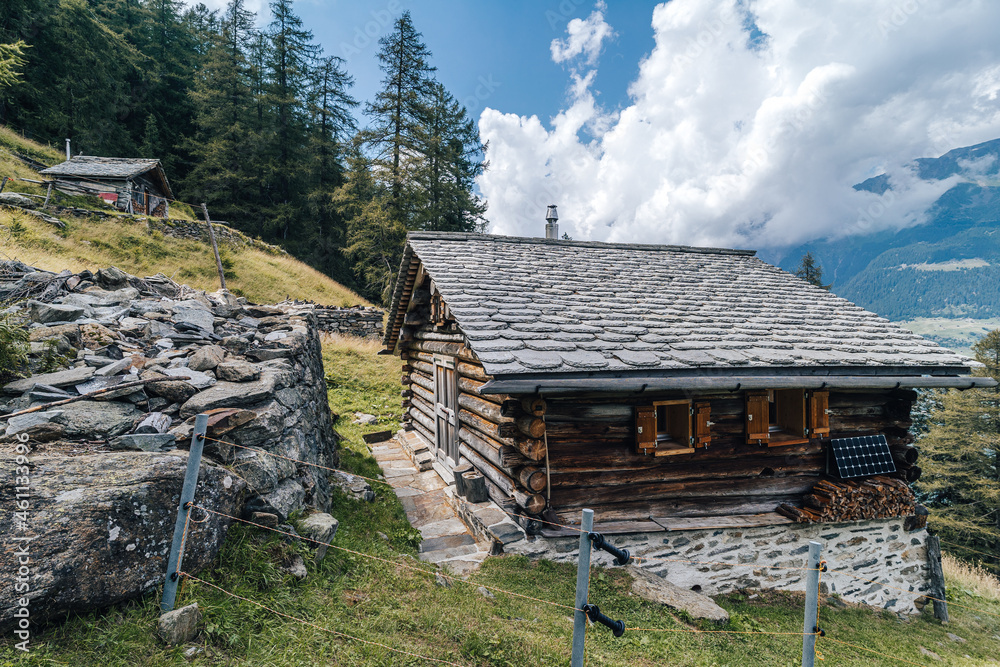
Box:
left=52, top=400, right=142, bottom=438
left=0, top=449, right=246, bottom=630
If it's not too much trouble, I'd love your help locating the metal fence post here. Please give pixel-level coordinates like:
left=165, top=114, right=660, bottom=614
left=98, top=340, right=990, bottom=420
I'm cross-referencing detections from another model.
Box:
left=571, top=508, right=594, bottom=667
left=160, top=413, right=208, bottom=613
left=802, top=540, right=823, bottom=667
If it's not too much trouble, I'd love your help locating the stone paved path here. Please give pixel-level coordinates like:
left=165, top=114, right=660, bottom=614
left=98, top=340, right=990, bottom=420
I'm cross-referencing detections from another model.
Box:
left=370, top=435, right=492, bottom=574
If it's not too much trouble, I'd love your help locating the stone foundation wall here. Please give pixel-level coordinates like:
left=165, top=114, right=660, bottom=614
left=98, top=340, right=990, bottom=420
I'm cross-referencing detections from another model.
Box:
left=506, top=518, right=931, bottom=613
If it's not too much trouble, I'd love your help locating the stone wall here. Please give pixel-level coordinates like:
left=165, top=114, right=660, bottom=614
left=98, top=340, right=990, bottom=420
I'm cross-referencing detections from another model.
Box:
left=312, top=305, right=384, bottom=339
left=0, top=262, right=339, bottom=628
left=506, top=519, right=931, bottom=613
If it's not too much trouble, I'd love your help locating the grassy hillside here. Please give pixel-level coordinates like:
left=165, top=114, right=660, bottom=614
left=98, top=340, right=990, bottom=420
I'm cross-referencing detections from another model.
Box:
left=4, top=336, right=999, bottom=666
left=0, top=127, right=366, bottom=306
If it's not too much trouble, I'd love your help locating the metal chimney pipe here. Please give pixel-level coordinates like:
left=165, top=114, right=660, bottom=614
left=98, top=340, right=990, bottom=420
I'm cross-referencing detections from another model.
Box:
left=65, top=138, right=71, bottom=161
left=545, top=204, right=559, bottom=239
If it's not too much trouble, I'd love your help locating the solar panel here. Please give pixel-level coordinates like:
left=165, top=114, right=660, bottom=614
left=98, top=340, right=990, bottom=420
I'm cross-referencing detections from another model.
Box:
left=827, top=434, right=897, bottom=479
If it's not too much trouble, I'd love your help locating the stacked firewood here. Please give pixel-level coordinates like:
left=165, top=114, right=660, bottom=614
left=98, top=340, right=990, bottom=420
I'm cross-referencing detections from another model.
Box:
left=777, top=476, right=916, bottom=523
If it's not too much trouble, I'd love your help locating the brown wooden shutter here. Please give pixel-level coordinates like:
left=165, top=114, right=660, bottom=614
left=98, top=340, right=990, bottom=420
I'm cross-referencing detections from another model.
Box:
left=746, top=391, right=770, bottom=444
left=635, top=406, right=656, bottom=454
left=808, top=390, right=830, bottom=438
left=775, top=389, right=807, bottom=438
left=694, top=402, right=712, bottom=449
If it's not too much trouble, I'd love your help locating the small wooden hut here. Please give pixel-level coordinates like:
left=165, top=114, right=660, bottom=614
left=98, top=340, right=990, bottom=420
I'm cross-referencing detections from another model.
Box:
left=383, top=231, right=991, bottom=538
left=40, top=156, right=173, bottom=217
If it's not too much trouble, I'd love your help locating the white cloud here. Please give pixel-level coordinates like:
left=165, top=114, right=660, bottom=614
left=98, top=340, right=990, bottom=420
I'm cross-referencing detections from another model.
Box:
left=479, top=0, right=1000, bottom=250
left=550, top=1, right=615, bottom=66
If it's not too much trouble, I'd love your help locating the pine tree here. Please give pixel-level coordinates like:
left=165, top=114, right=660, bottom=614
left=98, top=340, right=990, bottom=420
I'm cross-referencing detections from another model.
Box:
left=917, top=329, right=1000, bottom=573
left=334, top=138, right=405, bottom=303
left=139, top=113, right=160, bottom=158
left=184, top=0, right=258, bottom=225
left=363, top=10, right=435, bottom=219
left=411, top=81, right=487, bottom=232
left=794, top=252, right=831, bottom=289
left=263, top=0, right=318, bottom=240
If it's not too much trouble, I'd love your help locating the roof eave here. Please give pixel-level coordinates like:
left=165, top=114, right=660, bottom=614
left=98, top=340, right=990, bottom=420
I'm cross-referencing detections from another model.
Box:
left=481, top=368, right=990, bottom=395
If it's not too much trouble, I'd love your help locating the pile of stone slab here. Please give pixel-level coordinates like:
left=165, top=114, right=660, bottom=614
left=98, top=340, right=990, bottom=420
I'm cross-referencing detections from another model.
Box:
left=0, top=261, right=341, bottom=629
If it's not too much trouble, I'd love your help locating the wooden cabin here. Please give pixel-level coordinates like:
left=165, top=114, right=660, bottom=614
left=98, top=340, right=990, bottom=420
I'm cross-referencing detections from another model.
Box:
left=383, top=231, right=990, bottom=537
left=40, top=156, right=173, bottom=217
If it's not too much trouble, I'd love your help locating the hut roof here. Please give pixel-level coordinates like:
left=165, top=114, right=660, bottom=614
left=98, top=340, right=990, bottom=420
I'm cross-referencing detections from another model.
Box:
left=385, top=232, right=978, bottom=391
left=41, top=156, right=173, bottom=198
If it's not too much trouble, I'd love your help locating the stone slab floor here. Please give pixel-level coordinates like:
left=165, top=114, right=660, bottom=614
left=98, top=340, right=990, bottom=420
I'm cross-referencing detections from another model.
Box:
left=370, top=435, right=492, bottom=575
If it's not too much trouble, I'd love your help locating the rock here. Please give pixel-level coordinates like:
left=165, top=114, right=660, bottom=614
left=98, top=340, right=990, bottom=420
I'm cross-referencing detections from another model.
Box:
left=221, top=336, right=250, bottom=355
left=0, top=420, right=65, bottom=443
left=4, top=410, right=64, bottom=436
left=80, top=323, right=118, bottom=348
left=919, top=647, right=942, bottom=661
left=298, top=513, right=339, bottom=561
left=215, top=360, right=260, bottom=382
left=946, top=633, right=966, bottom=643
left=625, top=565, right=730, bottom=624
left=75, top=375, right=125, bottom=396
left=52, top=400, right=141, bottom=438
left=95, top=357, right=132, bottom=377
left=188, top=345, right=225, bottom=371
left=246, top=348, right=291, bottom=361
left=108, top=433, right=177, bottom=452
left=352, top=412, right=378, bottom=425
left=163, top=367, right=215, bottom=389
left=95, top=266, right=129, bottom=289
left=179, top=372, right=281, bottom=417
left=250, top=512, right=280, bottom=528
left=147, top=378, right=198, bottom=404
left=330, top=470, right=375, bottom=502
left=252, top=478, right=306, bottom=522
left=29, top=323, right=81, bottom=346
left=245, top=305, right=283, bottom=318
left=158, top=602, right=201, bottom=645
left=477, top=586, right=495, bottom=599
left=25, top=299, right=85, bottom=324
left=435, top=573, right=452, bottom=588
left=281, top=554, right=308, bottom=580
left=28, top=384, right=72, bottom=402
left=3, top=365, right=95, bottom=395
left=264, top=331, right=287, bottom=342
left=0, top=452, right=245, bottom=630
left=0, top=192, right=36, bottom=208
left=135, top=412, right=172, bottom=434
left=171, top=300, right=214, bottom=332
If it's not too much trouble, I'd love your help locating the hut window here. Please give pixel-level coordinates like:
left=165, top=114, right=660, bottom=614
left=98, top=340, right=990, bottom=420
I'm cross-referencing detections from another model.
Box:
left=635, top=400, right=697, bottom=456
left=745, top=390, right=810, bottom=446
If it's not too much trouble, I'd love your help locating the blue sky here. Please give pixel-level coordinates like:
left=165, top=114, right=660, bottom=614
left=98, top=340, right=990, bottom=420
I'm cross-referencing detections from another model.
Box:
left=291, top=0, right=656, bottom=130
left=212, top=0, right=1000, bottom=249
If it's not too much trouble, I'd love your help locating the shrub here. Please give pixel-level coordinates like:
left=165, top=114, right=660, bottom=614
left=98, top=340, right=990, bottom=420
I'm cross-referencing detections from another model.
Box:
left=0, top=312, right=29, bottom=381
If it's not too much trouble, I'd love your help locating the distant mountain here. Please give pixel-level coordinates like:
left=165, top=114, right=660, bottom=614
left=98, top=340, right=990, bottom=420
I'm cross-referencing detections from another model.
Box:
left=773, top=139, right=1000, bottom=322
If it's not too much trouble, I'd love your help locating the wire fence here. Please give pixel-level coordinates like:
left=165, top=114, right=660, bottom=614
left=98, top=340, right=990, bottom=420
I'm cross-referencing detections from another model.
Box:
left=163, top=419, right=1000, bottom=666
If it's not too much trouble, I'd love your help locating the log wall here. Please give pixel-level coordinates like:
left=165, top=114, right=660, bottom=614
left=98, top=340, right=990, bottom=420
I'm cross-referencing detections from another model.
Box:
left=398, top=280, right=548, bottom=515
left=543, top=389, right=916, bottom=524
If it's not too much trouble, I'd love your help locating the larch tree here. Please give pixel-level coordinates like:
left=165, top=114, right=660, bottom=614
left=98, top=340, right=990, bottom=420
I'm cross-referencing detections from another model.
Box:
left=917, top=329, right=1000, bottom=573
left=363, top=10, right=435, bottom=220
left=411, top=81, right=487, bottom=232
left=794, top=252, right=831, bottom=289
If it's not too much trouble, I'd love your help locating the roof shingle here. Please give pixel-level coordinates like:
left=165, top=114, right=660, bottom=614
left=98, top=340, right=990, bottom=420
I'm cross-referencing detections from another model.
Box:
left=386, top=232, right=971, bottom=379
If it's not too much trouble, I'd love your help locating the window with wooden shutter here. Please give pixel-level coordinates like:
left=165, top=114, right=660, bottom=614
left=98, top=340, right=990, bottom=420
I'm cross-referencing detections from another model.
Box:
left=693, top=402, right=712, bottom=449
left=746, top=389, right=811, bottom=446
left=808, top=390, right=830, bottom=438
left=746, top=391, right=770, bottom=445
left=635, top=406, right=656, bottom=454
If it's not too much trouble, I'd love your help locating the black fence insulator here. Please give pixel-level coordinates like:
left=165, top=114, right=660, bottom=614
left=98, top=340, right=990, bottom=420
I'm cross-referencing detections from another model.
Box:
left=589, top=532, right=632, bottom=566
left=583, top=604, right=625, bottom=637
left=815, top=626, right=825, bottom=637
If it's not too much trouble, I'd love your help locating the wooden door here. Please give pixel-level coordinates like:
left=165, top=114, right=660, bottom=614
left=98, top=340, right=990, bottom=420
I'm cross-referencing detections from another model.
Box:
left=433, top=356, right=459, bottom=466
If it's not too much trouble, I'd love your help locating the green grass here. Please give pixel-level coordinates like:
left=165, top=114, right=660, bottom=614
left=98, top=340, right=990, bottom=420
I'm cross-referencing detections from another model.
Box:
left=0, top=125, right=365, bottom=306
left=3, top=337, right=1000, bottom=666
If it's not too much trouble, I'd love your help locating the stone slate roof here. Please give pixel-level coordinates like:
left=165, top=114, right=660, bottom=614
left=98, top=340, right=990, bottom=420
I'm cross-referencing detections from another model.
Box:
left=385, top=232, right=971, bottom=380
left=41, top=156, right=173, bottom=198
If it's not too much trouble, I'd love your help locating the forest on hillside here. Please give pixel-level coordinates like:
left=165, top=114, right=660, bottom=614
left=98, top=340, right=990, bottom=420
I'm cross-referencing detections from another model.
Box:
left=0, top=0, right=486, bottom=303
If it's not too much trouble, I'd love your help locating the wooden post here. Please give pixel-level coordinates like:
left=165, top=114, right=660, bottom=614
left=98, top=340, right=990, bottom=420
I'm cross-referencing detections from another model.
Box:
left=571, top=508, right=594, bottom=667
left=927, top=535, right=949, bottom=623
left=43, top=182, right=53, bottom=208
left=201, top=203, right=227, bottom=290
left=0, top=176, right=8, bottom=193
left=801, top=540, right=822, bottom=667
